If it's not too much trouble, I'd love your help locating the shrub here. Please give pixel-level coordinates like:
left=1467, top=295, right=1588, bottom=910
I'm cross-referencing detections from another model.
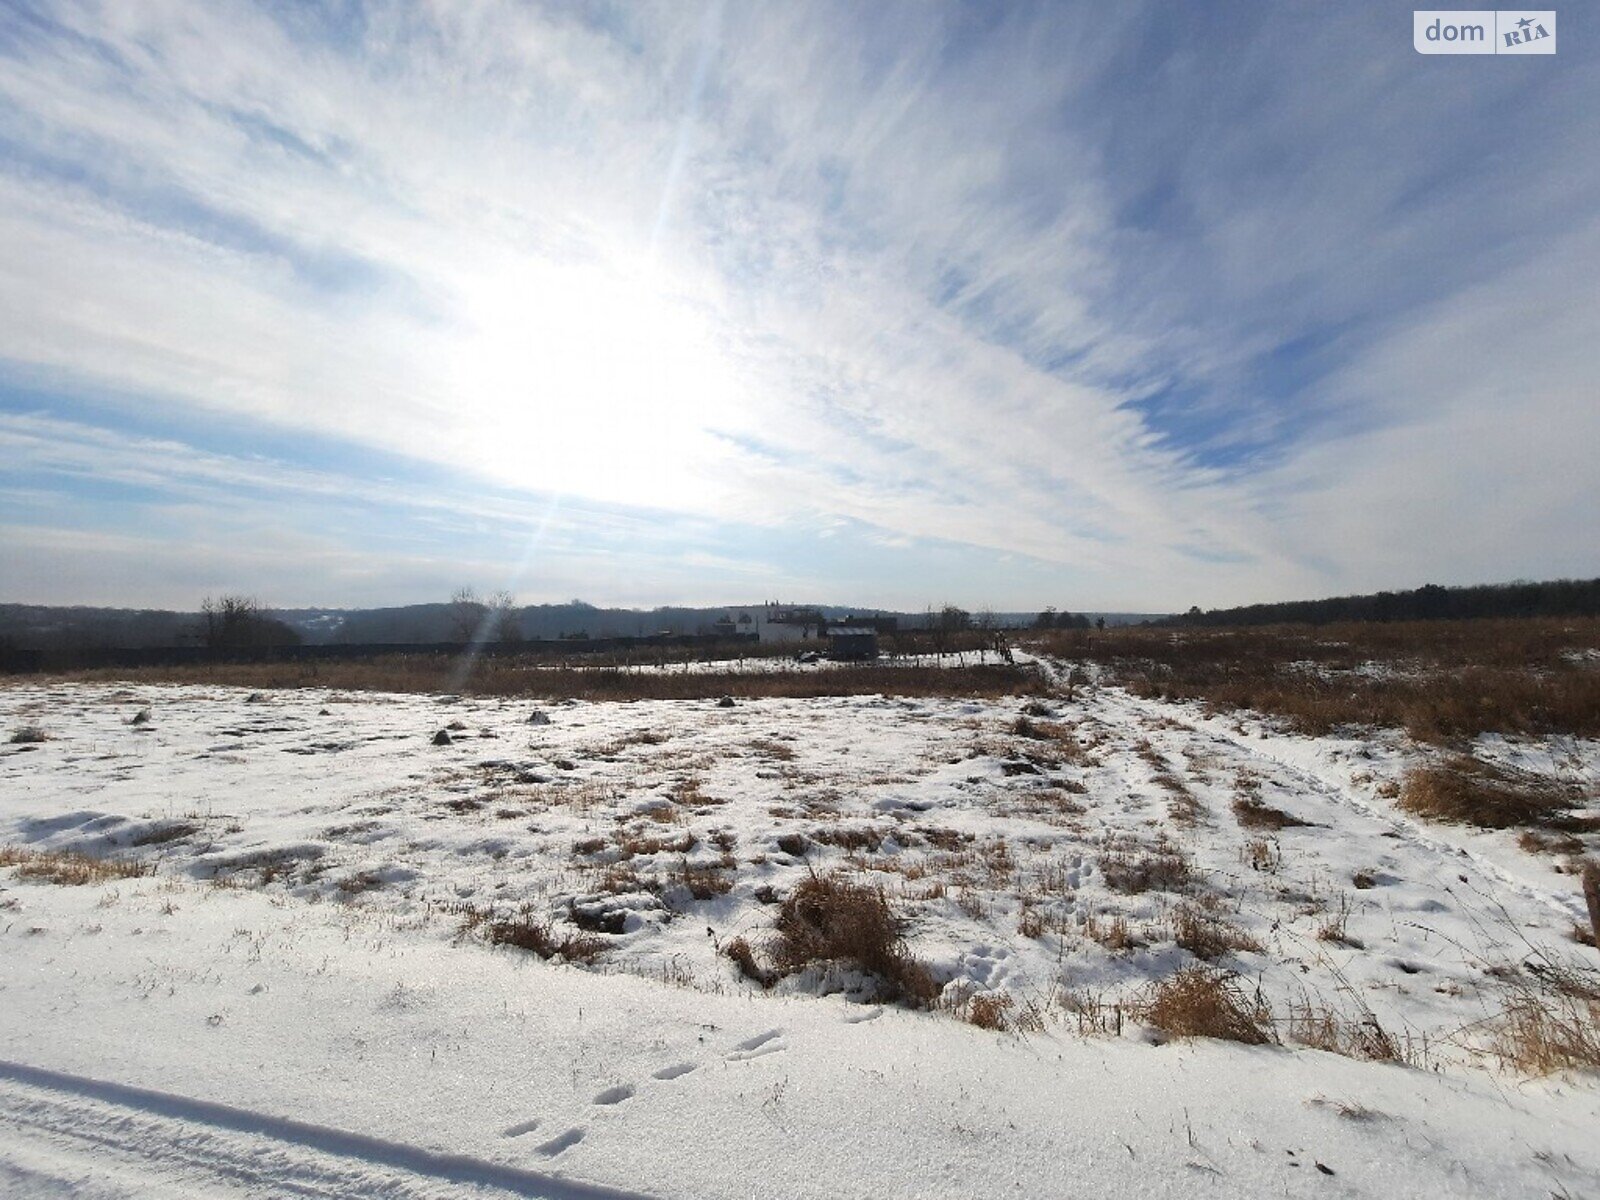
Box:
left=772, top=871, right=936, bottom=1004
left=8, top=726, right=48, bottom=744
left=1135, top=967, right=1276, bottom=1045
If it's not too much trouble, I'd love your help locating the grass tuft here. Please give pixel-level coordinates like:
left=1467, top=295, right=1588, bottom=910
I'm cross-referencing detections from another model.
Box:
left=723, top=936, right=777, bottom=987
left=1135, top=967, right=1276, bottom=1045
left=462, top=906, right=607, bottom=963
left=1171, top=902, right=1263, bottom=960
left=1099, top=837, right=1191, bottom=894
left=772, top=871, right=937, bottom=1005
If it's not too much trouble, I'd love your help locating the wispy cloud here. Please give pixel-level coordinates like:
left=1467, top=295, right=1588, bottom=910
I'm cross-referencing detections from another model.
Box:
left=1, top=1, right=1593, bottom=610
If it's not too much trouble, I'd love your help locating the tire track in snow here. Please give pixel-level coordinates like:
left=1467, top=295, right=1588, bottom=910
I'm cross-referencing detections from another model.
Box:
left=1084, top=674, right=1587, bottom=929
left=0, top=1059, right=655, bottom=1199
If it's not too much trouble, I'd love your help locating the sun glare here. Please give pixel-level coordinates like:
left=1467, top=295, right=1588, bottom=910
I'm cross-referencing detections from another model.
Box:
left=442, top=255, right=744, bottom=511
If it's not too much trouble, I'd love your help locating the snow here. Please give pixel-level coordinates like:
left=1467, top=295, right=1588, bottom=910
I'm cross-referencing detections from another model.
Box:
left=1, top=671, right=1597, bottom=1198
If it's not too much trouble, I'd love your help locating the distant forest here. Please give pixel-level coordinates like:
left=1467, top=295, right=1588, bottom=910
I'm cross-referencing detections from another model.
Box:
left=1163, top=578, right=1600, bottom=627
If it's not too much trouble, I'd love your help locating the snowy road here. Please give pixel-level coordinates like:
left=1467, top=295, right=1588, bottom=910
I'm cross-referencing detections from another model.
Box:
left=0, top=1060, right=648, bottom=1199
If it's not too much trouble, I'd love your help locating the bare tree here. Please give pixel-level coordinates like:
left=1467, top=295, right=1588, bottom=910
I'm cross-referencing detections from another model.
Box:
left=199, top=595, right=300, bottom=650
left=448, top=588, right=488, bottom=642
left=488, top=590, right=522, bottom=643
left=939, top=605, right=972, bottom=633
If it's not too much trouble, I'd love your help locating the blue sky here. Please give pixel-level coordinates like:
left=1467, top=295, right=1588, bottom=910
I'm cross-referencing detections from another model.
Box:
left=1, top=1, right=1595, bottom=611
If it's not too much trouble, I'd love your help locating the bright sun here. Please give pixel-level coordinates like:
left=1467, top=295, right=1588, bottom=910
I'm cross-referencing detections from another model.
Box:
left=441, top=254, right=745, bottom=511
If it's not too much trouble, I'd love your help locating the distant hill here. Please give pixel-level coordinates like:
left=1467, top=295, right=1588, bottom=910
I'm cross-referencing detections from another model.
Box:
left=0, top=604, right=344, bottom=652
left=1163, top=578, right=1600, bottom=628
left=0, top=601, right=1159, bottom=651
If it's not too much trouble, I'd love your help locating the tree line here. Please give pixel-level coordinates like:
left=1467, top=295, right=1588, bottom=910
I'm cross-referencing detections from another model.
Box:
left=1163, top=578, right=1600, bottom=628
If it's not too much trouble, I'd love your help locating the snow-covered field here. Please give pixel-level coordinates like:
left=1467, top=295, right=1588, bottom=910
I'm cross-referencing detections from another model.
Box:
left=1, top=670, right=1597, bottom=1198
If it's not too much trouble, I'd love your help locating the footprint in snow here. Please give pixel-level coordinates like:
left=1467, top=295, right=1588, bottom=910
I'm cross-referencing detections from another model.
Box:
left=652, top=1063, right=697, bottom=1081
left=535, top=1127, right=585, bottom=1157
left=843, top=1006, right=883, bottom=1024
left=593, top=1084, right=635, bottom=1105
left=726, top=1029, right=787, bottom=1060
left=501, top=1118, right=541, bottom=1138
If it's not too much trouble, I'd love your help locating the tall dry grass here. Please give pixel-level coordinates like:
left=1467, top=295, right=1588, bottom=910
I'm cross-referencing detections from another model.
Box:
left=1398, top=756, right=1593, bottom=830
left=1133, top=967, right=1276, bottom=1045
left=1032, top=617, right=1600, bottom=740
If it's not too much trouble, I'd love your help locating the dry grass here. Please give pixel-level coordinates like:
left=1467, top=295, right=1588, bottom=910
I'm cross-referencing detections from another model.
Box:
left=1083, top=912, right=1140, bottom=951
left=1098, top=836, right=1192, bottom=894
left=130, top=822, right=199, bottom=847
left=1398, top=756, right=1590, bottom=831
left=772, top=871, right=937, bottom=1005
left=8, top=725, right=48, bottom=744
left=958, top=990, right=1043, bottom=1033
left=810, top=825, right=885, bottom=852
left=0, top=845, right=150, bottom=885
left=1233, top=795, right=1311, bottom=830
left=723, top=935, right=776, bottom=987
left=48, top=657, right=1043, bottom=702
left=1134, top=967, right=1277, bottom=1045
left=1170, top=902, right=1263, bottom=960
left=615, top=829, right=697, bottom=858
left=1286, top=999, right=1409, bottom=1062
left=1485, top=958, right=1600, bottom=1076
left=1314, top=896, right=1362, bottom=948
left=965, top=991, right=1014, bottom=1030
left=1033, top=617, right=1600, bottom=741
left=1133, top=739, right=1204, bottom=826
left=1009, top=717, right=1086, bottom=762
left=673, top=857, right=735, bottom=900
left=1489, top=993, right=1600, bottom=1075
left=1517, top=829, right=1585, bottom=856
left=1241, top=838, right=1281, bottom=873
left=586, top=730, right=668, bottom=757
left=461, top=906, right=607, bottom=963
left=1058, top=989, right=1126, bottom=1036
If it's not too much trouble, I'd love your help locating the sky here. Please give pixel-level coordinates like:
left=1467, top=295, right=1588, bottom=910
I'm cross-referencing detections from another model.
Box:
left=1, top=1, right=1596, bottom=613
